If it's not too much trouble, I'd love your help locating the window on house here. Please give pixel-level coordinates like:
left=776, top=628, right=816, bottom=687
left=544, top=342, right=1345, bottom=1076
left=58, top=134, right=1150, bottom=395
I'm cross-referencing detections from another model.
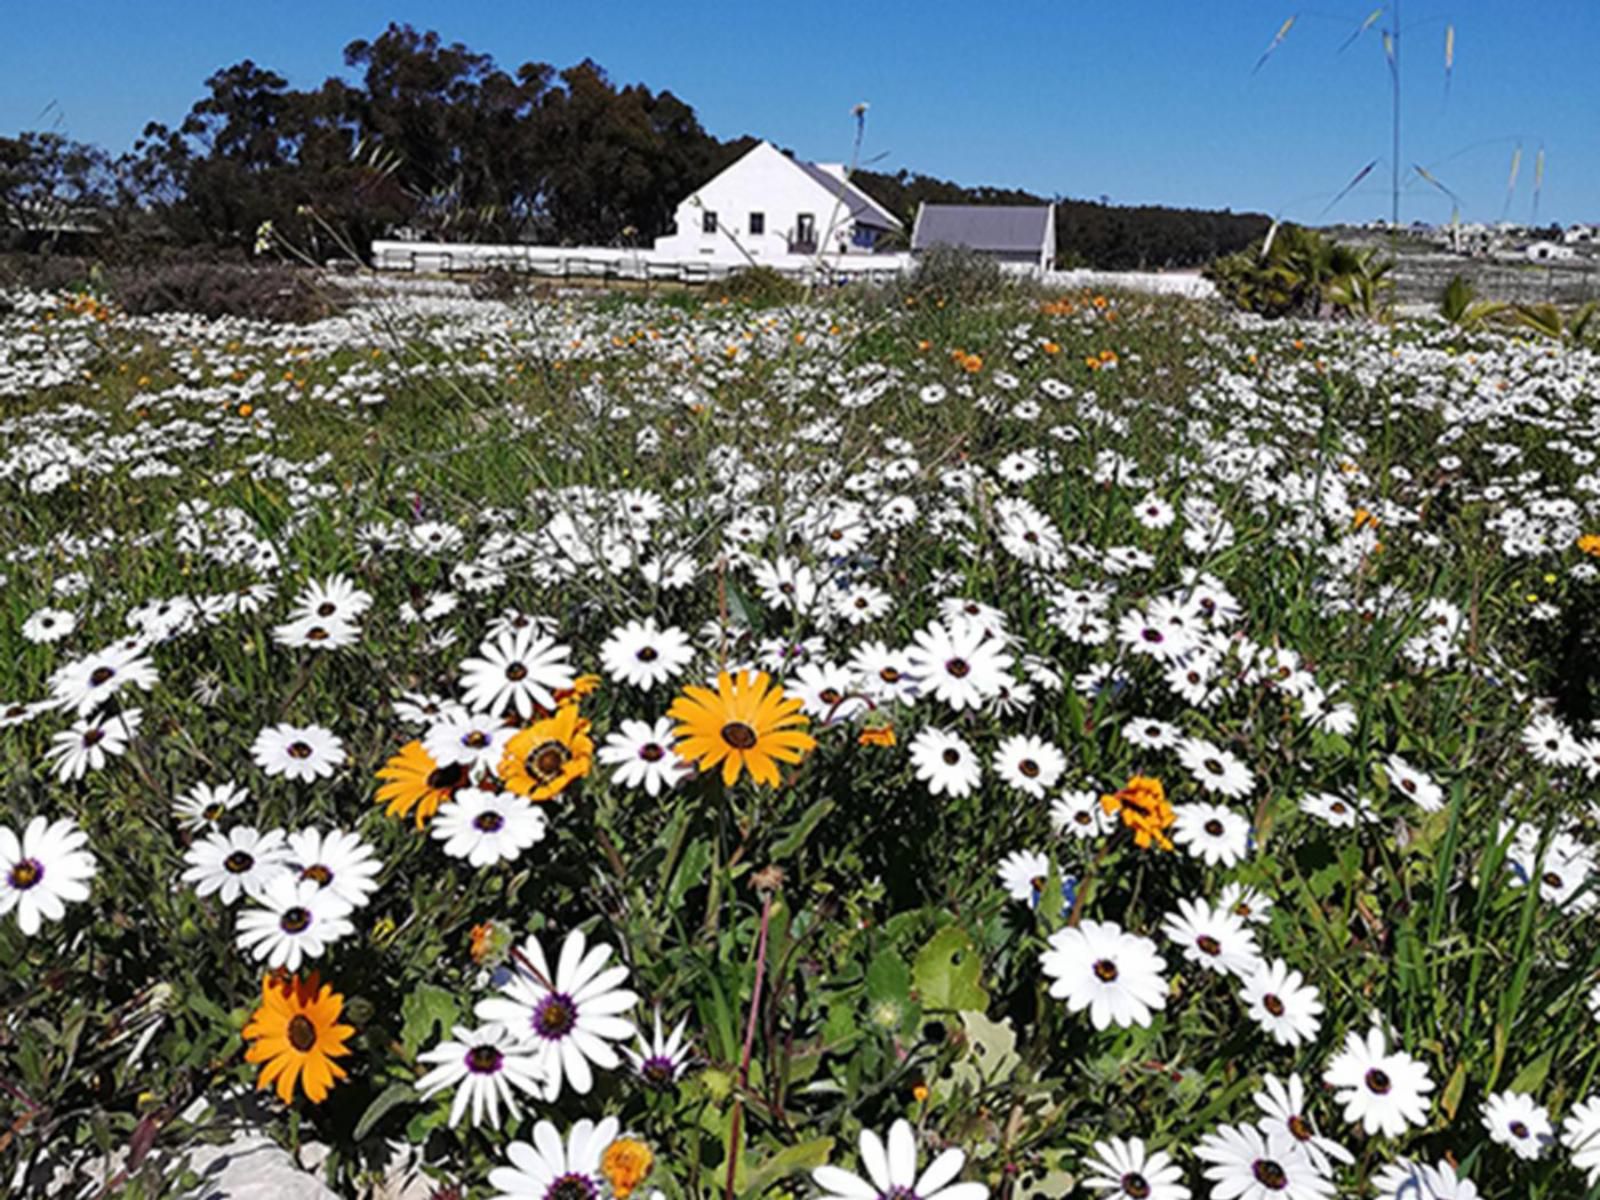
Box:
left=702, top=211, right=717, bottom=234
left=795, top=213, right=815, bottom=244
left=749, top=212, right=765, bottom=235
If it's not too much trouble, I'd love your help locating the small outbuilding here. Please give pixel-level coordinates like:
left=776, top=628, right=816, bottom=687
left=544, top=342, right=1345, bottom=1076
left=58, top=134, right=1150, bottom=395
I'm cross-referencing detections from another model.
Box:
left=910, top=203, right=1056, bottom=271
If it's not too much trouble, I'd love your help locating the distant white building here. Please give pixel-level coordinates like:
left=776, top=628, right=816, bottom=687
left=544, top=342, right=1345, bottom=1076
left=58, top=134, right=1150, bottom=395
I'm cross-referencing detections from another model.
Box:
left=650, top=140, right=902, bottom=263
left=910, top=203, right=1057, bottom=271
left=1564, top=224, right=1597, bottom=245
left=1526, top=240, right=1577, bottom=263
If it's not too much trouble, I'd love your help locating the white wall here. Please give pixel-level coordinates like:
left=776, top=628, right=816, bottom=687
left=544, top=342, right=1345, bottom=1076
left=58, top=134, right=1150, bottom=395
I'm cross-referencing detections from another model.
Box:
left=651, top=142, right=871, bottom=264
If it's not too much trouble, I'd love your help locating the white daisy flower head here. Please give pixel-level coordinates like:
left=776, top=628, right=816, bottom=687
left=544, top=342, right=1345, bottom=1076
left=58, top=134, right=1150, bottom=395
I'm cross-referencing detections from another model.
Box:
left=812, top=1118, right=988, bottom=1200
left=1385, top=753, right=1444, bottom=812
left=235, top=874, right=355, bottom=971
left=596, top=719, right=693, bottom=797
left=1177, top=737, right=1254, bottom=798
left=1052, top=789, right=1113, bottom=839
left=1239, top=959, right=1323, bottom=1047
left=1564, top=1095, right=1600, bottom=1186
left=286, top=828, right=382, bottom=909
left=251, top=723, right=345, bottom=783
left=1370, top=1158, right=1481, bottom=1200
left=49, top=644, right=158, bottom=716
left=1081, top=1135, right=1189, bottom=1199
left=1040, top=918, right=1168, bottom=1030
left=433, top=788, right=548, bottom=867
left=1216, top=880, right=1273, bottom=926
left=1194, top=1123, right=1333, bottom=1200
left=599, top=618, right=694, bottom=690
left=1479, top=1089, right=1553, bottom=1160
left=1160, top=896, right=1262, bottom=979
left=0, top=816, right=97, bottom=936
left=488, top=1115, right=620, bottom=1200
left=21, top=607, right=77, bottom=645
left=622, top=1009, right=694, bottom=1088
left=1172, top=802, right=1252, bottom=867
left=424, top=715, right=514, bottom=774
left=47, top=708, right=142, bottom=782
left=474, top=928, right=639, bottom=1099
left=181, top=826, right=289, bottom=905
left=1252, top=1073, right=1353, bottom=1175
left=172, top=780, right=250, bottom=832
left=909, top=727, right=982, bottom=798
left=417, top=1023, right=550, bottom=1130
left=992, top=734, right=1065, bottom=798
left=458, top=626, right=575, bottom=719
left=1322, top=1026, right=1435, bottom=1138
left=903, top=620, right=1014, bottom=712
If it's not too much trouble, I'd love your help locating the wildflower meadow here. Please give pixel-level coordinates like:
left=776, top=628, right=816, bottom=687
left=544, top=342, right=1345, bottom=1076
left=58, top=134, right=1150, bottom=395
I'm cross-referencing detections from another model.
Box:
left=4, top=269, right=1600, bottom=1200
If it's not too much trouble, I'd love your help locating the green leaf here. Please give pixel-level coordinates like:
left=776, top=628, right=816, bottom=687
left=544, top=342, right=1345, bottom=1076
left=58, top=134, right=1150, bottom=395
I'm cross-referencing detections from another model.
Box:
left=1440, top=1058, right=1468, bottom=1121
left=866, top=947, right=911, bottom=1006
left=354, top=1082, right=417, bottom=1141
left=771, top=798, right=834, bottom=860
left=399, top=983, right=460, bottom=1057
left=912, top=924, right=988, bottom=1013
left=1508, top=1049, right=1554, bottom=1096
left=668, top=837, right=713, bottom=911
left=740, top=1137, right=834, bottom=1198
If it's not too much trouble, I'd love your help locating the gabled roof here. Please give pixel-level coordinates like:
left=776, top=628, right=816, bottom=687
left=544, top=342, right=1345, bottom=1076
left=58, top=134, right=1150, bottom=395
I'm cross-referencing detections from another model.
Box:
left=912, top=204, right=1053, bottom=253
left=791, top=160, right=902, bottom=230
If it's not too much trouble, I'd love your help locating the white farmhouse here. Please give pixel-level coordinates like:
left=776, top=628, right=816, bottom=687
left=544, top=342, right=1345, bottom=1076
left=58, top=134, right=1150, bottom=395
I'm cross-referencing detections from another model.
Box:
left=650, top=140, right=902, bottom=263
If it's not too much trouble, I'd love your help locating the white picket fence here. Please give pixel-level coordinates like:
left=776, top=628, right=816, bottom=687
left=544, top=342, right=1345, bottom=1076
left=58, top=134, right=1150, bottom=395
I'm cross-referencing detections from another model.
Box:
left=369, top=240, right=1219, bottom=299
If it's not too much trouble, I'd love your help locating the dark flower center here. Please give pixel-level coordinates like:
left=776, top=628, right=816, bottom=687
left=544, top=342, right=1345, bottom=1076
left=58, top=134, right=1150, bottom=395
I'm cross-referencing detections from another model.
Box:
left=1542, top=871, right=1563, bottom=888
left=637, top=646, right=659, bottom=662
left=467, top=1045, right=504, bottom=1074
left=1120, top=1172, right=1151, bottom=1199
left=82, top=728, right=105, bottom=746
left=945, top=657, right=971, bottom=678
left=1286, top=1115, right=1312, bottom=1141
left=1141, top=628, right=1164, bottom=643
left=8, top=858, right=43, bottom=891
left=942, top=748, right=961, bottom=765
left=532, top=993, right=578, bottom=1039
left=879, top=667, right=901, bottom=683
left=286, top=741, right=313, bottom=759
left=820, top=688, right=842, bottom=705
left=287, top=1014, right=318, bottom=1052
left=1203, top=758, right=1223, bottom=775
left=1093, top=959, right=1120, bottom=982
left=1263, top=993, right=1286, bottom=1017
left=89, top=666, right=115, bottom=686
left=641, top=1055, right=677, bottom=1087
left=301, top=864, right=333, bottom=886
left=640, top=743, right=665, bottom=762
left=527, top=740, right=572, bottom=781
left=280, top=906, right=312, bottom=934
left=1019, top=759, right=1040, bottom=778
left=427, top=763, right=468, bottom=790
left=1204, top=819, right=1224, bottom=836
left=474, top=811, right=505, bottom=832
left=1252, top=1159, right=1288, bottom=1190
left=544, top=1174, right=598, bottom=1200
left=1365, top=1068, right=1392, bottom=1094
left=506, top=663, right=529, bottom=681
left=224, top=850, right=255, bottom=874
left=317, top=601, right=337, bottom=617
left=721, top=722, right=758, bottom=750
left=464, top=730, right=490, bottom=748
left=307, top=626, right=330, bottom=641
left=203, top=803, right=226, bottom=821
left=1509, top=1120, right=1530, bottom=1139
left=1196, top=934, right=1222, bottom=957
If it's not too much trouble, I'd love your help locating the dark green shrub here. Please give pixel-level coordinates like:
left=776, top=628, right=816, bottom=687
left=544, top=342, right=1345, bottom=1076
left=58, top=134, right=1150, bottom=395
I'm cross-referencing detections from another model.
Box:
left=106, top=261, right=338, bottom=323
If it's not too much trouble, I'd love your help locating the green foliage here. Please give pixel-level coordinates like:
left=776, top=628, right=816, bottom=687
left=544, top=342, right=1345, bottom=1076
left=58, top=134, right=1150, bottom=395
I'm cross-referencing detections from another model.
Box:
left=1205, top=224, right=1394, bottom=320
left=718, top=265, right=806, bottom=307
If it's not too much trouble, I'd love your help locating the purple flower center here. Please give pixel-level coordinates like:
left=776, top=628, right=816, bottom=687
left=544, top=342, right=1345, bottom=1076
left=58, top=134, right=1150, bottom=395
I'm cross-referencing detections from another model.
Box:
left=7, top=858, right=43, bottom=891
left=532, top=992, right=578, bottom=1040
left=466, top=1044, right=504, bottom=1074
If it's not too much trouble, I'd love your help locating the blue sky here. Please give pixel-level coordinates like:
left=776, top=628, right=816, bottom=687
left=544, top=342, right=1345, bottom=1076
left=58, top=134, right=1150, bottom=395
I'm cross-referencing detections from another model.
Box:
left=4, top=1, right=1596, bottom=225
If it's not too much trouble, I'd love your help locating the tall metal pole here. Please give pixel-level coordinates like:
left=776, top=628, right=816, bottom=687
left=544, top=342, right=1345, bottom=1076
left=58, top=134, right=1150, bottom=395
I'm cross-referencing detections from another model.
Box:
left=1391, top=0, right=1401, bottom=228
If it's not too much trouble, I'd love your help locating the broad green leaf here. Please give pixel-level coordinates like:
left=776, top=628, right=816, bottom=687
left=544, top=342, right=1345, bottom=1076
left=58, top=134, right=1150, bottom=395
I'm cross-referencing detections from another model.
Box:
left=354, top=1082, right=417, bottom=1141
left=741, top=1137, right=834, bottom=1197
left=912, top=924, right=988, bottom=1013
left=399, top=983, right=460, bottom=1057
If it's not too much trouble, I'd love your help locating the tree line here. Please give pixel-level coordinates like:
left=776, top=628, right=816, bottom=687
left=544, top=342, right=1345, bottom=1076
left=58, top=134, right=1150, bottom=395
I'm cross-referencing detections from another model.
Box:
left=2, top=24, right=1268, bottom=269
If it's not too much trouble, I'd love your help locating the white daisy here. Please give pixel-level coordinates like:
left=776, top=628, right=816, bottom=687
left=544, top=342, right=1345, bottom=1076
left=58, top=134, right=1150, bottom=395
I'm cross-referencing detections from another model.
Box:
left=599, top=619, right=694, bottom=690
left=172, top=780, right=250, bottom=832
left=474, top=928, right=639, bottom=1099
left=1480, top=1089, right=1553, bottom=1160
left=1172, top=802, right=1251, bottom=867
left=285, top=828, right=382, bottom=909
left=992, top=734, right=1065, bottom=798
left=432, top=788, right=548, bottom=867
left=458, top=626, right=575, bottom=719
left=596, top=719, right=693, bottom=797
left=1239, top=959, right=1323, bottom=1047
left=1323, top=1026, right=1435, bottom=1138
left=1051, top=789, right=1113, bottom=839
left=417, top=1024, right=549, bottom=1129
left=1252, top=1073, right=1352, bottom=1174
left=812, top=1118, right=988, bottom=1200
left=1040, top=918, right=1168, bottom=1030
left=488, top=1116, right=620, bottom=1200
left=1160, top=896, right=1262, bottom=979
left=908, top=728, right=982, bottom=798
left=0, top=816, right=97, bottom=936
left=250, top=723, right=345, bottom=783
left=47, top=708, right=142, bottom=783
left=1194, top=1123, right=1332, bottom=1200
left=1081, top=1135, right=1189, bottom=1199
left=181, top=826, right=290, bottom=905
left=234, top=874, right=355, bottom=971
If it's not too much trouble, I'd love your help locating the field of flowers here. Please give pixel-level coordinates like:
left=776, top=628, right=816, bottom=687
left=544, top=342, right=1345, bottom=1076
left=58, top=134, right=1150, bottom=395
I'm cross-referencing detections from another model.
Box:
left=3, top=272, right=1600, bottom=1200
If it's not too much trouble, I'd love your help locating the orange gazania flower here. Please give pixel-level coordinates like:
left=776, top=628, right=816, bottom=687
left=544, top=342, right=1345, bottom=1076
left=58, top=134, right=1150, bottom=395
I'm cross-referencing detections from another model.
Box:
left=1101, top=775, right=1176, bottom=851
left=601, top=1137, right=655, bottom=1199
left=242, top=971, right=354, bottom=1104
left=1578, top=534, right=1600, bottom=558
left=668, top=669, right=816, bottom=788
left=499, top=703, right=594, bottom=801
left=374, top=740, right=466, bottom=828
left=858, top=725, right=896, bottom=748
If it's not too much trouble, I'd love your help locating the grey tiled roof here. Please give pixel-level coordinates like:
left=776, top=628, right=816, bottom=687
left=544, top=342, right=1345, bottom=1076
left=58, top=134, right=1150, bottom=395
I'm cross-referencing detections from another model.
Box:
left=912, top=204, right=1052, bottom=253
